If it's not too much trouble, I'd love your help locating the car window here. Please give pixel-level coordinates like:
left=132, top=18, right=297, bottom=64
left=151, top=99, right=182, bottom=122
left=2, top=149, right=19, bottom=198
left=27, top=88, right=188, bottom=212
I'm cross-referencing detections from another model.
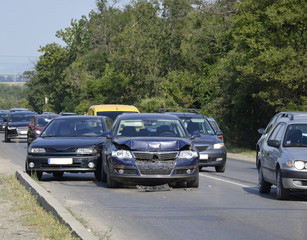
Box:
left=269, top=123, right=286, bottom=141
left=116, top=119, right=187, bottom=138
left=284, top=124, right=307, bottom=147
left=179, top=117, right=215, bottom=135
left=42, top=119, right=104, bottom=137
left=105, top=118, right=113, bottom=131
left=265, top=114, right=281, bottom=134
left=10, top=114, right=35, bottom=122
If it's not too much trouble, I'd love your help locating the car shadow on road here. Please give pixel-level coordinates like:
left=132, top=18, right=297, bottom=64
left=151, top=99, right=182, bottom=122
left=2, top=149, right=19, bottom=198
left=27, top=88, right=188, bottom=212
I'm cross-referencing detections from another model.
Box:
left=243, top=187, right=307, bottom=201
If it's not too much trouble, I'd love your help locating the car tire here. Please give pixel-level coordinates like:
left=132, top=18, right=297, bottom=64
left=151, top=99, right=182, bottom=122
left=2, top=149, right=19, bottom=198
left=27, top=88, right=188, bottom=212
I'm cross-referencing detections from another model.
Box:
left=276, top=169, right=290, bottom=200
left=4, top=132, right=10, bottom=142
left=258, top=166, right=271, bottom=193
left=187, top=174, right=199, bottom=188
left=52, top=172, right=64, bottom=178
left=101, top=163, right=107, bottom=183
left=215, top=164, right=226, bottom=173
left=107, top=170, right=117, bottom=188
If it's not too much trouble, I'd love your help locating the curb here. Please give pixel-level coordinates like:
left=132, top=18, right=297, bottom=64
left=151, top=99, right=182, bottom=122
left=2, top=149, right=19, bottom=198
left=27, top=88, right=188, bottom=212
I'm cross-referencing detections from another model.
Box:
left=15, top=171, right=98, bottom=240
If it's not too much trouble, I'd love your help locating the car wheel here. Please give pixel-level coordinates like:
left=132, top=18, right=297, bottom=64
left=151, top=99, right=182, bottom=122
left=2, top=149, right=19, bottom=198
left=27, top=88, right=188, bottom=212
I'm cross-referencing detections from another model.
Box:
left=35, top=171, right=43, bottom=180
left=52, top=172, right=64, bottom=178
left=199, top=166, right=202, bottom=171
left=276, top=169, right=290, bottom=200
left=107, top=170, right=117, bottom=188
left=187, top=174, right=199, bottom=188
left=258, top=166, right=271, bottom=193
left=4, top=132, right=10, bottom=142
left=101, top=163, right=107, bottom=183
left=215, top=164, right=226, bottom=173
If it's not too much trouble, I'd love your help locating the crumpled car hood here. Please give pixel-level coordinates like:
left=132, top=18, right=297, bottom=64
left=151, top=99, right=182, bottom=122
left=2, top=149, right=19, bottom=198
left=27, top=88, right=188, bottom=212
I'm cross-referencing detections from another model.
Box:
left=113, top=138, right=191, bottom=151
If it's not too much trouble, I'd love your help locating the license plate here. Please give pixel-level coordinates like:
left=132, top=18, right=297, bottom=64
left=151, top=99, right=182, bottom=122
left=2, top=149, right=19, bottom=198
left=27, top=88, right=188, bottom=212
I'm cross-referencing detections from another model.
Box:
left=48, top=158, right=73, bottom=165
left=199, top=153, right=208, bottom=160
left=19, top=130, right=27, bottom=135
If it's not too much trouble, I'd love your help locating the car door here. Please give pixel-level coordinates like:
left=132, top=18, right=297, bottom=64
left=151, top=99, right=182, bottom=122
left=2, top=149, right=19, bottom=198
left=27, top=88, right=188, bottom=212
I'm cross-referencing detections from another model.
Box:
left=262, top=123, right=286, bottom=183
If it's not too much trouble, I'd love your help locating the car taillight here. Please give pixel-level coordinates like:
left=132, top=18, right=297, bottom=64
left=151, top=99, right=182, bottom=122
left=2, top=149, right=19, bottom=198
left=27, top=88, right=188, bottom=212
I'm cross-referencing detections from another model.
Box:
left=218, top=135, right=223, bottom=140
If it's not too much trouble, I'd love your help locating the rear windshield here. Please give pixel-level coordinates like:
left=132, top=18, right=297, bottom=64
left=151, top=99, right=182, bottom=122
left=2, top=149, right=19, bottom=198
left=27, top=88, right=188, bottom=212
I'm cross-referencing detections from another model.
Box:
left=97, top=111, right=138, bottom=121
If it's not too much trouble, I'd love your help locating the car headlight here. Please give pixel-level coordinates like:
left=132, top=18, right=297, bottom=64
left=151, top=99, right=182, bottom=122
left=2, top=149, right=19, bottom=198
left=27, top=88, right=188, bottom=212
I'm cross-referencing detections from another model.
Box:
left=294, top=161, right=305, bottom=170
left=213, top=143, right=224, bottom=149
left=8, top=126, right=16, bottom=130
left=112, top=150, right=132, bottom=159
left=76, top=148, right=96, bottom=154
left=178, top=151, right=198, bottom=159
left=29, top=147, right=46, bottom=153
left=35, top=129, right=41, bottom=135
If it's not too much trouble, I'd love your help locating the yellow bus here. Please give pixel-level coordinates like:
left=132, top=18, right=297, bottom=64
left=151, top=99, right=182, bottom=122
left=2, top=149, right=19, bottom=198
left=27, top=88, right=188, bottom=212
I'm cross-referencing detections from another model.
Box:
left=87, top=104, right=140, bottom=120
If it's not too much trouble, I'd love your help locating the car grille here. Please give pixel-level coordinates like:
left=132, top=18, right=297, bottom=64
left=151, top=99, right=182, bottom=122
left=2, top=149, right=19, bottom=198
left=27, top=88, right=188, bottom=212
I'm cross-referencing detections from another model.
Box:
left=133, top=152, right=178, bottom=160
left=195, top=145, right=209, bottom=152
left=45, top=148, right=77, bottom=152
left=136, top=159, right=175, bottom=175
left=41, top=163, right=82, bottom=168
left=17, top=127, right=28, bottom=131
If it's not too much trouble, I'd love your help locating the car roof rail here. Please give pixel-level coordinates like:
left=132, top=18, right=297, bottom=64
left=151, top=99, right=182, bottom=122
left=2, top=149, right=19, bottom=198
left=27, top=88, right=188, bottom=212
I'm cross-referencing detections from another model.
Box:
left=157, top=108, right=201, bottom=113
left=289, top=113, right=307, bottom=120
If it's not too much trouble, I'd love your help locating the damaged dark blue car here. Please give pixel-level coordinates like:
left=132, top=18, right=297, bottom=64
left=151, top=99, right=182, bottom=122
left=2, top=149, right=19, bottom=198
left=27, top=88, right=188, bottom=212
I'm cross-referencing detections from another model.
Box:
left=101, top=113, right=199, bottom=188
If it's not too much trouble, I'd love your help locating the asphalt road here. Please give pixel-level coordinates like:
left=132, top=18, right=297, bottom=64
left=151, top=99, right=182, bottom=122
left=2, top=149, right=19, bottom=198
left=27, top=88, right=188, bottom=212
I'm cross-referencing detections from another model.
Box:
left=1, top=134, right=307, bottom=240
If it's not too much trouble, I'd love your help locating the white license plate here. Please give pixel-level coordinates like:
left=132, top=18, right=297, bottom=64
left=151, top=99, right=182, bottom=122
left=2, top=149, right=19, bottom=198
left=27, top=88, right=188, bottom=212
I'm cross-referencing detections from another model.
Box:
left=199, top=153, right=208, bottom=160
left=19, top=130, right=27, bottom=135
left=48, top=158, right=73, bottom=165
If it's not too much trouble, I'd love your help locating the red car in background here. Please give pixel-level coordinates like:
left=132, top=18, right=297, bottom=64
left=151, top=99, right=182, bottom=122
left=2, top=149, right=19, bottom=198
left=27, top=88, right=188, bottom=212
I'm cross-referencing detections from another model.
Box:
left=27, top=114, right=59, bottom=146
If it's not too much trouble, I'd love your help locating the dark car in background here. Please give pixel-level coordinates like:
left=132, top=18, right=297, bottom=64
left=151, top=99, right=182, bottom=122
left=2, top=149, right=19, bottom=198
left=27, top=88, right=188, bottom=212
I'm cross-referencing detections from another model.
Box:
left=257, top=113, right=307, bottom=200
left=26, top=116, right=113, bottom=180
left=0, top=110, right=9, bottom=132
left=101, top=113, right=199, bottom=188
left=27, top=113, right=60, bottom=146
left=4, top=111, right=36, bottom=142
left=159, top=109, right=227, bottom=172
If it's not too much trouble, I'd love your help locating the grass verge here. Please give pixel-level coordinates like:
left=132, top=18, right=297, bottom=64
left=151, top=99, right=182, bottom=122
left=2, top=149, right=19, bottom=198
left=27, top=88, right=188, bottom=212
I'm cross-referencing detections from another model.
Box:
left=226, top=145, right=256, bottom=158
left=0, top=173, right=79, bottom=240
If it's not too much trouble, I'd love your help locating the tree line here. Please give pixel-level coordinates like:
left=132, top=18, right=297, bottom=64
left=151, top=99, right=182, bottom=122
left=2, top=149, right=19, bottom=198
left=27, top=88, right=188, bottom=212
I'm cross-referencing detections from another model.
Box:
left=24, top=0, right=306, bottom=148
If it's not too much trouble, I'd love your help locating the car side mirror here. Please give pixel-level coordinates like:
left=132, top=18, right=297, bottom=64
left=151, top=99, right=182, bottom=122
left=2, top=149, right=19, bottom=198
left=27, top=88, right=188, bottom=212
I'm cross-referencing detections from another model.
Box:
left=190, top=132, right=201, bottom=139
left=267, top=140, right=280, bottom=148
left=101, top=131, right=112, bottom=139
left=29, top=132, right=36, bottom=139
left=258, top=128, right=265, bottom=134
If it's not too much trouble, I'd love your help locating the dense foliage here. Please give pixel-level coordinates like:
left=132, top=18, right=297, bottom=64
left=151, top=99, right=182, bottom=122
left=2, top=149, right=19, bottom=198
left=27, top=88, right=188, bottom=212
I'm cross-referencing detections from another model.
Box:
left=25, top=0, right=307, bottom=148
left=0, top=84, right=28, bottom=110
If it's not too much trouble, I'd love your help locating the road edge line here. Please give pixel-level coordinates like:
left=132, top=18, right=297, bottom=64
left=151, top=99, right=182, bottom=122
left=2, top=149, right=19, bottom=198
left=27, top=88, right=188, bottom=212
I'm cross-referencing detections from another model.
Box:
left=15, top=170, right=98, bottom=240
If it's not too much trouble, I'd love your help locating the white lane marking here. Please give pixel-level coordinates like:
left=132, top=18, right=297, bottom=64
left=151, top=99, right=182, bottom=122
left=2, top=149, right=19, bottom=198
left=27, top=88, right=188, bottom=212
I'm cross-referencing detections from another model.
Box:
left=200, top=173, right=256, bottom=189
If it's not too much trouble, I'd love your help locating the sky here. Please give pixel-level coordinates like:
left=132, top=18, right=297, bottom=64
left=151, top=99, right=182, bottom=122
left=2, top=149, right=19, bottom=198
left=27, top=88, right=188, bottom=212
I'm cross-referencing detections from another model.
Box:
left=0, top=0, right=128, bottom=74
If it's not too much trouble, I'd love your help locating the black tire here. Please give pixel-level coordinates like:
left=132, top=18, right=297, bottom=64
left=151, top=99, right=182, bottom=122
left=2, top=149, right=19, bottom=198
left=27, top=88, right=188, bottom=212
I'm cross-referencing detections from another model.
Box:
left=187, top=174, right=199, bottom=188
left=258, top=166, right=271, bottom=193
left=4, top=132, right=10, bottom=142
left=106, top=170, right=117, bottom=188
left=276, top=169, right=290, bottom=200
left=101, top=163, right=107, bottom=183
left=215, top=164, right=226, bottom=173
left=199, top=166, right=202, bottom=171
left=53, top=172, right=64, bottom=178
left=94, top=159, right=102, bottom=181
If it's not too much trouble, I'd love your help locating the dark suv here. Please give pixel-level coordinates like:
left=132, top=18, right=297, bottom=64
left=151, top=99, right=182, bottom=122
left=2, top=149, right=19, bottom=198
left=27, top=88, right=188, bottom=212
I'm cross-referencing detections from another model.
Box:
left=4, top=111, right=36, bottom=142
left=159, top=109, right=227, bottom=172
left=257, top=113, right=307, bottom=200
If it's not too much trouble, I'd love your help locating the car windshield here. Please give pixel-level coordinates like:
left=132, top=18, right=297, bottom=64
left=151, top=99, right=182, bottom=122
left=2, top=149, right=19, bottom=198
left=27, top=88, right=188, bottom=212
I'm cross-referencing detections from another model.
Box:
left=10, top=114, right=35, bottom=122
left=283, top=124, right=307, bottom=147
left=41, top=118, right=104, bottom=137
left=0, top=113, right=9, bottom=120
left=36, top=117, right=56, bottom=127
left=179, top=117, right=215, bottom=135
left=97, top=111, right=138, bottom=121
left=116, top=119, right=187, bottom=138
